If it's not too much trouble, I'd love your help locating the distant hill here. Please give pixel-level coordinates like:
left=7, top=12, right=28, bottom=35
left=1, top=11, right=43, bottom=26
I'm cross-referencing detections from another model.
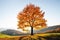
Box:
left=0, top=25, right=60, bottom=36
left=46, top=27, right=60, bottom=33
left=1, top=29, right=29, bottom=36
left=34, top=25, right=60, bottom=33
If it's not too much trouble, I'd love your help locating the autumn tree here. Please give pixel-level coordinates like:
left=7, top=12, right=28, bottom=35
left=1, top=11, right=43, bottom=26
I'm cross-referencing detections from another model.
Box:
left=17, top=4, right=47, bottom=35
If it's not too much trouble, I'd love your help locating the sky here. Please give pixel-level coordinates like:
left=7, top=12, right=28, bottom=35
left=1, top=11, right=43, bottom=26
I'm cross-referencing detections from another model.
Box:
left=0, top=0, right=60, bottom=30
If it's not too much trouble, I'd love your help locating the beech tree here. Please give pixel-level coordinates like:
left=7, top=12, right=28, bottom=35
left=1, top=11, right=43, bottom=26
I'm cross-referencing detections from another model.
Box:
left=17, top=4, right=47, bottom=35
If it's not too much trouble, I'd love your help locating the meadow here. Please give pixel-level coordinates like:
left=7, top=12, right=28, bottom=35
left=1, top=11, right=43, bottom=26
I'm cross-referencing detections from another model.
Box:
left=0, top=33, right=60, bottom=40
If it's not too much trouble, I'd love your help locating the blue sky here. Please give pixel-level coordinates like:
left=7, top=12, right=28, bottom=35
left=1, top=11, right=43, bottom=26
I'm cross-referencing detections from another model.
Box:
left=0, top=0, right=60, bottom=29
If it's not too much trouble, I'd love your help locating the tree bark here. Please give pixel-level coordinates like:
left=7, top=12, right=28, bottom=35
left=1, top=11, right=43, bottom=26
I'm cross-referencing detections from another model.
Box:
left=31, top=26, right=33, bottom=35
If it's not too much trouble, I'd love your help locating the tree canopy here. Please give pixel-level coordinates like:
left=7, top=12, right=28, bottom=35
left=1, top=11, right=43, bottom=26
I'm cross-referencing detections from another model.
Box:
left=17, top=4, right=47, bottom=31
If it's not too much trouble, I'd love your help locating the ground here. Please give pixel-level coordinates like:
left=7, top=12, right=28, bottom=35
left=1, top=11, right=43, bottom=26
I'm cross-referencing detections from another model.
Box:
left=0, top=33, right=60, bottom=40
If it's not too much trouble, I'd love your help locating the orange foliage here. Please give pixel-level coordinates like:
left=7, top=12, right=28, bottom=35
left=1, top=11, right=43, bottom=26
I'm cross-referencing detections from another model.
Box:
left=17, top=4, right=47, bottom=30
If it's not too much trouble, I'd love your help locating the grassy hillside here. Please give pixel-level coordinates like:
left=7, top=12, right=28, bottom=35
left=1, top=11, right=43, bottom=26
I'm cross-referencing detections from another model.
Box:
left=0, top=33, right=60, bottom=40
left=19, top=33, right=60, bottom=40
left=0, top=33, right=11, bottom=38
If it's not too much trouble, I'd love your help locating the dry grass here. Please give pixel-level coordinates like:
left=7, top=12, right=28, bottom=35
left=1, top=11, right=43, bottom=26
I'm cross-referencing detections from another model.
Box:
left=0, top=33, right=60, bottom=40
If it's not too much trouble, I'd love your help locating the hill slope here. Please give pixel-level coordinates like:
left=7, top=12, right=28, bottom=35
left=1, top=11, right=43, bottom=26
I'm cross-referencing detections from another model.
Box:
left=0, top=25, right=60, bottom=36
left=34, top=25, right=60, bottom=33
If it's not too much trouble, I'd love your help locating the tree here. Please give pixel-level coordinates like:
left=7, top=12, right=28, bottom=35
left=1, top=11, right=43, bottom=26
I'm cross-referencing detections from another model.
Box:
left=17, top=4, right=47, bottom=35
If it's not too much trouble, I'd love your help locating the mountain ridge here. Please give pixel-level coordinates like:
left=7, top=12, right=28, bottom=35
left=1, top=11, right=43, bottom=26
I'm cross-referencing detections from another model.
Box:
left=0, top=25, right=60, bottom=36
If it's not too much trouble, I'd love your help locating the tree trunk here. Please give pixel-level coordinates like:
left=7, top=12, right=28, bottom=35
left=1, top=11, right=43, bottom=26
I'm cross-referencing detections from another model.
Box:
left=31, top=26, right=33, bottom=35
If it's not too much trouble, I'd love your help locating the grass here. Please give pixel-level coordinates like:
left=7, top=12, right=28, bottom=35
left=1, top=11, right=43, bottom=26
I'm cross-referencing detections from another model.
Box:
left=35, top=33, right=60, bottom=36
left=0, top=33, right=11, bottom=38
left=0, top=33, right=60, bottom=40
left=19, top=33, right=60, bottom=40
